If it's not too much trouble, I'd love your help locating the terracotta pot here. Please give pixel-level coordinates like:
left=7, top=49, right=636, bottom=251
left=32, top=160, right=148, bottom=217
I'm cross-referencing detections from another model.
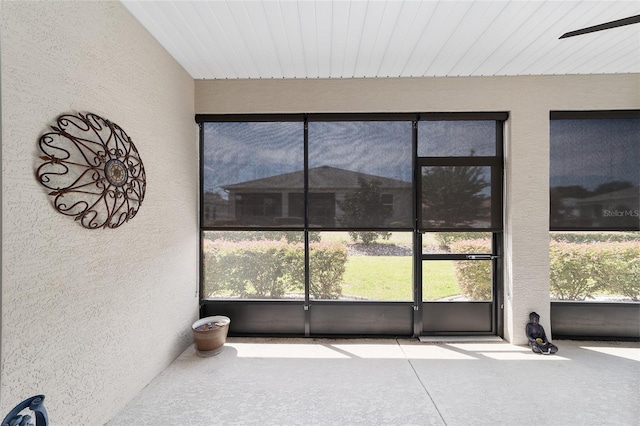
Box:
left=192, top=316, right=230, bottom=357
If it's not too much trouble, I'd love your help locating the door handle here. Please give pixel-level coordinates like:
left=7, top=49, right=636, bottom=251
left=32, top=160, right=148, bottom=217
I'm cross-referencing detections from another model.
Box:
left=465, top=255, right=499, bottom=260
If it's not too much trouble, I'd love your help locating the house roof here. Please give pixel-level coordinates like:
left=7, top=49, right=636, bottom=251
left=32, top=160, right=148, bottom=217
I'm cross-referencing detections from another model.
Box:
left=576, top=186, right=639, bottom=204
left=222, top=165, right=411, bottom=191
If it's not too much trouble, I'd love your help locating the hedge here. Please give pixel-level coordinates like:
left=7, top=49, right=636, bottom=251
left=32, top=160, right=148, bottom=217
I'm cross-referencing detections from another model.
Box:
left=434, top=232, right=485, bottom=250
left=550, top=241, right=640, bottom=301
left=309, top=242, right=348, bottom=299
left=551, top=232, right=640, bottom=244
left=449, top=239, right=640, bottom=302
left=204, top=235, right=639, bottom=302
left=449, top=239, right=492, bottom=301
left=203, top=238, right=347, bottom=299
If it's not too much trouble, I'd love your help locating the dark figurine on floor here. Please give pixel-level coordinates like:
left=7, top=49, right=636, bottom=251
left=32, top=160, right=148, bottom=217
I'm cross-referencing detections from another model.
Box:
left=526, top=312, right=558, bottom=355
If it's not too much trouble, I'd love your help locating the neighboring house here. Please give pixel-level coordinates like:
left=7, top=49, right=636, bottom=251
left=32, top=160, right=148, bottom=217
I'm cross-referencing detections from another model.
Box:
left=203, top=165, right=412, bottom=227
left=575, top=186, right=640, bottom=227
left=551, top=196, right=580, bottom=227
left=202, top=191, right=231, bottom=223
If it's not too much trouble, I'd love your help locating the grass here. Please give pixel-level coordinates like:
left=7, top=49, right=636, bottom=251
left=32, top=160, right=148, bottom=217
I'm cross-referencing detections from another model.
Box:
left=342, top=256, right=413, bottom=300
left=422, top=261, right=460, bottom=300
left=342, top=255, right=461, bottom=301
left=319, top=231, right=413, bottom=245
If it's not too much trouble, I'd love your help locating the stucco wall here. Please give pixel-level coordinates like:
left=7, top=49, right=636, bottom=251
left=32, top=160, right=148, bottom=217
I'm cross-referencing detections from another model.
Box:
left=1, top=1, right=198, bottom=423
left=195, top=74, right=640, bottom=344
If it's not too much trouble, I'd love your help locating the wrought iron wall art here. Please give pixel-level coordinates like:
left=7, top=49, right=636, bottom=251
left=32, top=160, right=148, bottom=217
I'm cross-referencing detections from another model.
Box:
left=35, top=112, right=146, bottom=229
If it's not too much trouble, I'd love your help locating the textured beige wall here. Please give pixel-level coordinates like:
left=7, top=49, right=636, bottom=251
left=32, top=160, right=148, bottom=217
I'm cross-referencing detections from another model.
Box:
left=196, top=74, right=640, bottom=344
left=1, top=1, right=197, bottom=423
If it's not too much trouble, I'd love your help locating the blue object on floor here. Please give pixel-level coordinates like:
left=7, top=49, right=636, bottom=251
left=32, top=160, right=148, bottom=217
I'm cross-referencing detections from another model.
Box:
left=2, top=395, right=48, bottom=426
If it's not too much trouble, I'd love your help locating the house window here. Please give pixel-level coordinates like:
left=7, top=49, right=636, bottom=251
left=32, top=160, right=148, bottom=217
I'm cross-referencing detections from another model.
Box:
left=204, top=205, right=213, bottom=221
left=236, top=193, right=282, bottom=224
left=381, top=193, right=393, bottom=218
left=288, top=193, right=336, bottom=226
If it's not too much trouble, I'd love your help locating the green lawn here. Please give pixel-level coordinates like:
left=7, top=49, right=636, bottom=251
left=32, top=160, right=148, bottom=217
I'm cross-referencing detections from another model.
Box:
left=422, top=261, right=460, bottom=300
left=320, top=231, right=456, bottom=251
left=310, top=232, right=462, bottom=301
left=342, top=255, right=412, bottom=300
left=342, top=255, right=460, bottom=301
left=319, top=231, right=413, bottom=245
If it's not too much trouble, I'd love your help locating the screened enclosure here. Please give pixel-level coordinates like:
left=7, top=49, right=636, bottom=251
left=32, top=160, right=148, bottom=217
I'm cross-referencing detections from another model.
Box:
left=199, top=113, right=506, bottom=336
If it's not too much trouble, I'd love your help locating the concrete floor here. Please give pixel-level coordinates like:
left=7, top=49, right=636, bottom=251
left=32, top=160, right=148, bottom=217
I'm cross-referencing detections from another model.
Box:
left=108, top=338, right=640, bottom=426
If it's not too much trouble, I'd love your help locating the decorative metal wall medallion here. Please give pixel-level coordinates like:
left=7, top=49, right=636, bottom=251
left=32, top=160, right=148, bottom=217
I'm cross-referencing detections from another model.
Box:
left=35, top=112, right=146, bottom=229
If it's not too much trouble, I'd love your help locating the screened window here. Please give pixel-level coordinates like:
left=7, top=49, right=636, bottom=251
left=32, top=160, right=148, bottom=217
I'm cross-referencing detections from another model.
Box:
left=550, top=112, right=639, bottom=230
left=202, top=230, right=305, bottom=300
left=417, top=118, right=502, bottom=231
left=201, top=121, right=304, bottom=228
left=308, top=121, right=413, bottom=229
left=549, top=112, right=640, bottom=303
left=310, top=231, right=413, bottom=301
left=549, top=231, right=640, bottom=302
left=422, top=260, right=493, bottom=302
left=199, top=114, right=504, bottom=303
left=418, top=120, right=496, bottom=157
left=420, top=165, right=493, bottom=229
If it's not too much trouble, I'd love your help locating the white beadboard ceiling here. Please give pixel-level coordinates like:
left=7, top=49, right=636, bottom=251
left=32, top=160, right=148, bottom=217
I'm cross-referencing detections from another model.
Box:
left=121, top=0, right=640, bottom=79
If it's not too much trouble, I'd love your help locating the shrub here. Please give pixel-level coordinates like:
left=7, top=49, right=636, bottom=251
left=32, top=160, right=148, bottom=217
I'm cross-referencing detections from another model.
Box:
left=449, top=238, right=640, bottom=302
left=551, top=232, right=640, bottom=244
left=435, top=232, right=487, bottom=250
left=202, top=242, right=224, bottom=297
left=549, top=242, right=605, bottom=300
left=549, top=240, right=640, bottom=301
left=309, top=242, right=348, bottom=299
left=348, top=231, right=391, bottom=244
left=597, top=242, right=640, bottom=301
left=203, top=239, right=303, bottom=298
left=203, top=238, right=347, bottom=299
left=449, top=239, right=492, bottom=300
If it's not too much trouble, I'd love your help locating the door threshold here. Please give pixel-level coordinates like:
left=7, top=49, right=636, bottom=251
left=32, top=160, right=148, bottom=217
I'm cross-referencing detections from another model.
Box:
left=419, top=335, right=503, bottom=343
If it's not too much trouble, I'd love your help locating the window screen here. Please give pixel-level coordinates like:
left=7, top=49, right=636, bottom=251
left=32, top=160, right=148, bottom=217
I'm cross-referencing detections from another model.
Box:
left=417, top=119, right=502, bottom=231
left=202, top=122, right=304, bottom=228
left=418, top=120, right=496, bottom=157
left=420, top=165, right=493, bottom=229
left=550, top=115, right=640, bottom=230
left=307, top=121, right=413, bottom=229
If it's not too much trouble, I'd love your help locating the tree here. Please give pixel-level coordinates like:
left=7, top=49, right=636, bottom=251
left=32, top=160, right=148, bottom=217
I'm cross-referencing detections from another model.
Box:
left=337, top=177, right=392, bottom=244
left=421, top=166, right=489, bottom=227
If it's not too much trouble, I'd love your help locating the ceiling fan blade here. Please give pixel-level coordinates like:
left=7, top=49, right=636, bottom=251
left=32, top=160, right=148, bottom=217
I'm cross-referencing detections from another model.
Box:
left=560, top=14, right=640, bottom=39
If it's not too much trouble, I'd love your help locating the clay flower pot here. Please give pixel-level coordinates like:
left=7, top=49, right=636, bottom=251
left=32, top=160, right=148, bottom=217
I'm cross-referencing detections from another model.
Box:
left=192, top=316, right=230, bottom=357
